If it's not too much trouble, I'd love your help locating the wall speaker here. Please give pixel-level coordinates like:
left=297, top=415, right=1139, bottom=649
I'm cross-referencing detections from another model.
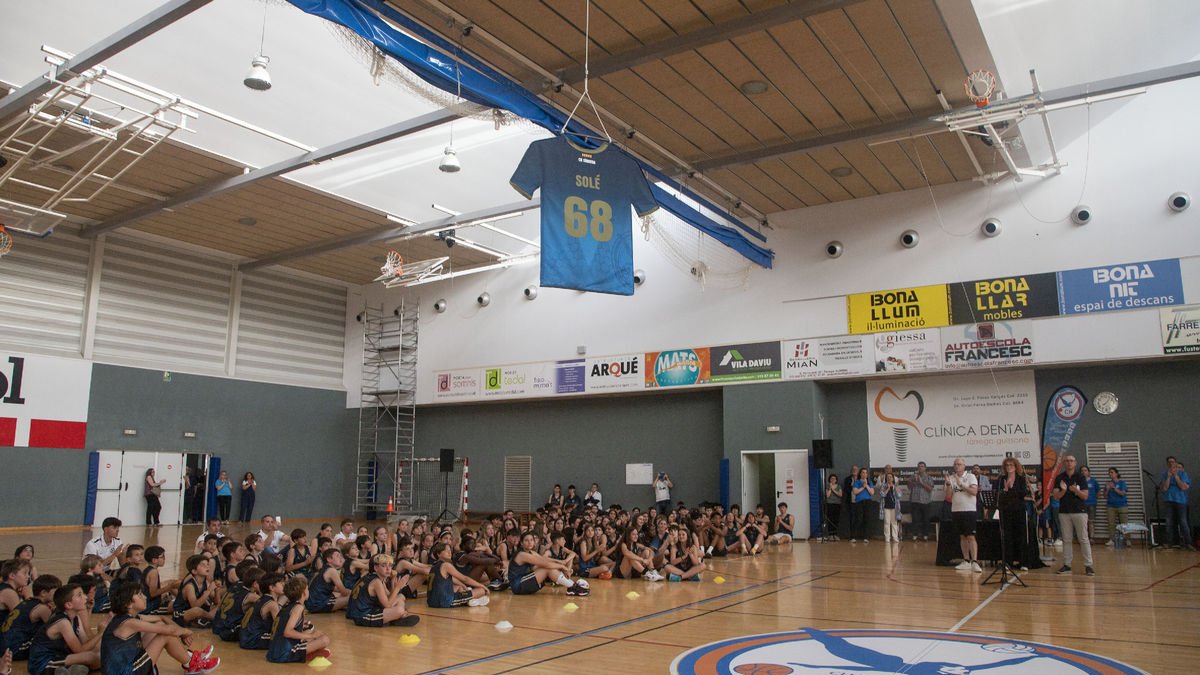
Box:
left=439, top=448, right=455, bottom=473
left=812, top=439, right=834, bottom=469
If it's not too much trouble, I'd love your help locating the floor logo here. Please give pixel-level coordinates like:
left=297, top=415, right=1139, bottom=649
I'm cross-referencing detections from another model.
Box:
left=671, top=628, right=1146, bottom=675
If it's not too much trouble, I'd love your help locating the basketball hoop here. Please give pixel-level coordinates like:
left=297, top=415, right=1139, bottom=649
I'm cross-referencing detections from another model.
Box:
left=378, top=250, right=403, bottom=279
left=0, top=226, right=13, bottom=257
left=965, top=69, right=998, bottom=108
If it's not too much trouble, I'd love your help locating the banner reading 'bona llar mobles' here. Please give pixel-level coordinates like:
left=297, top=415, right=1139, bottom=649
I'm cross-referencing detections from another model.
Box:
left=866, top=370, right=1039, bottom=469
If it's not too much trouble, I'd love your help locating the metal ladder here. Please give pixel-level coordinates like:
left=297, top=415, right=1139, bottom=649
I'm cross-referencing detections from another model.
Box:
left=354, top=299, right=418, bottom=513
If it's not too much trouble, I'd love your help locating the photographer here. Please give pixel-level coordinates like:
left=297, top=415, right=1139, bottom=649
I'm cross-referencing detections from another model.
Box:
left=653, top=472, right=674, bottom=515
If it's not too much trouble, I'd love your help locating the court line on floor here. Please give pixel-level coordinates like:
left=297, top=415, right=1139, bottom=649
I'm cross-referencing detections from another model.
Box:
left=489, top=572, right=841, bottom=675
left=948, top=584, right=1007, bottom=633
left=415, top=569, right=826, bottom=674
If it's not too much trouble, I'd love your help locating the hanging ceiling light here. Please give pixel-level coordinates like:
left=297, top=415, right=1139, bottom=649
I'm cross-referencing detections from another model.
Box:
left=243, top=5, right=271, bottom=91
left=439, top=146, right=461, bottom=173
left=243, top=55, right=272, bottom=91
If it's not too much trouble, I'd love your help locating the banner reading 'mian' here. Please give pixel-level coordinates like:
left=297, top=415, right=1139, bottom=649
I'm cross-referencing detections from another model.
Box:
left=847, top=284, right=950, bottom=335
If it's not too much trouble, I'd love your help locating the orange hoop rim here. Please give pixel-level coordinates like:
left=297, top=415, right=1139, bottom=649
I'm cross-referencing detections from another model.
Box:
left=965, top=69, right=997, bottom=107
left=0, top=225, right=12, bottom=256
left=380, top=249, right=404, bottom=277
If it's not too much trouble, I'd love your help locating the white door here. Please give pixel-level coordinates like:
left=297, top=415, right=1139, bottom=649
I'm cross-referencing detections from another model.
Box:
left=774, top=451, right=811, bottom=539
left=94, top=450, right=124, bottom=523
left=156, top=453, right=186, bottom=525
left=741, top=453, right=761, bottom=514
left=118, top=451, right=157, bottom=525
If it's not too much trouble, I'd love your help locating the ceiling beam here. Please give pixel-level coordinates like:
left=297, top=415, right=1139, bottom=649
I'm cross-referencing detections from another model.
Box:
left=239, top=198, right=539, bottom=272
left=694, top=59, right=1200, bottom=172
left=0, top=0, right=213, bottom=123
left=80, top=108, right=460, bottom=238
left=556, top=0, right=867, bottom=85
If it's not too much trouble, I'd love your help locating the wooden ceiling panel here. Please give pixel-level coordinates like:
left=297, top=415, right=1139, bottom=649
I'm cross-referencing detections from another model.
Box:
left=636, top=0, right=711, bottom=34
left=896, top=137, right=954, bottom=185
left=925, top=133, right=979, bottom=182
left=846, top=0, right=937, bottom=112
left=836, top=142, right=904, bottom=194
left=727, top=163, right=806, bottom=212
left=888, top=0, right=971, bottom=107
left=698, top=40, right=816, bottom=141
left=663, top=51, right=775, bottom=147
left=639, top=57, right=760, bottom=152
left=808, top=147, right=877, bottom=199
left=867, top=141, right=927, bottom=190
left=780, top=153, right=854, bottom=203
left=768, top=20, right=879, bottom=128
left=545, top=0, right=638, bottom=60
left=703, top=168, right=784, bottom=213
left=753, top=157, right=828, bottom=207
left=593, top=69, right=721, bottom=155
left=589, top=0, right=672, bottom=47
left=686, top=0, right=750, bottom=25
left=806, top=9, right=912, bottom=121
left=439, top=0, right=576, bottom=71
left=691, top=42, right=792, bottom=142
left=732, top=31, right=846, bottom=133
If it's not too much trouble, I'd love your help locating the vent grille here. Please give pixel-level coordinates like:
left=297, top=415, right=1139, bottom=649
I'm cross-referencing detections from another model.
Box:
left=1085, top=441, right=1145, bottom=538
left=503, top=455, right=532, bottom=513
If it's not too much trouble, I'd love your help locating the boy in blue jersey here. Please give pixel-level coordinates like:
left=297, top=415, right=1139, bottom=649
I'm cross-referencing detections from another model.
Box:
left=26, top=584, right=100, bottom=675
left=214, top=565, right=261, bottom=643
left=427, top=543, right=489, bottom=609
left=172, top=556, right=217, bottom=628
left=101, top=582, right=219, bottom=675
left=511, top=136, right=658, bottom=295
left=267, top=578, right=330, bottom=664
left=345, top=555, right=419, bottom=628
left=141, top=547, right=177, bottom=616
left=2, top=574, right=58, bottom=661
left=239, top=573, right=283, bottom=651
left=305, top=549, right=350, bottom=613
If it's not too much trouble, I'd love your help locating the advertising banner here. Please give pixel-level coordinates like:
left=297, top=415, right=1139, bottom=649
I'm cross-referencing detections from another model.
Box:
left=1058, top=258, right=1183, bottom=315
left=644, top=348, right=710, bottom=388
left=867, top=370, right=1039, bottom=468
left=1040, top=386, right=1088, bottom=507
left=555, top=360, right=586, bottom=394
left=873, top=329, right=941, bottom=373
left=482, top=364, right=535, bottom=399
left=584, top=353, right=643, bottom=393
left=434, top=369, right=481, bottom=401
left=709, top=341, right=782, bottom=383
left=847, top=284, right=950, bottom=335
left=1160, top=304, right=1200, bottom=354
left=781, top=336, right=874, bottom=380
left=0, top=352, right=92, bottom=449
left=941, top=320, right=1035, bottom=370
left=948, top=273, right=1059, bottom=324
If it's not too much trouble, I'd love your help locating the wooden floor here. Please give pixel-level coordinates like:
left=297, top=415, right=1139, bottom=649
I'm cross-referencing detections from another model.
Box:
left=5, top=520, right=1197, bottom=674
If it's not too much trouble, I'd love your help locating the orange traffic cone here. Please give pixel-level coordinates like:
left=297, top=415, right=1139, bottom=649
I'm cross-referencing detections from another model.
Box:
left=387, top=496, right=394, bottom=513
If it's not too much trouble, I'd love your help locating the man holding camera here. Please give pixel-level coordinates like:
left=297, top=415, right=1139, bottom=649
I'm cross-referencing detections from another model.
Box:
left=653, top=472, right=674, bottom=515
left=945, top=458, right=981, bottom=572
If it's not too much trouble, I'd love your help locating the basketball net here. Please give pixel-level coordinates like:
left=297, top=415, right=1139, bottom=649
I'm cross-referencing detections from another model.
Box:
left=0, top=226, right=13, bottom=257
left=380, top=250, right=403, bottom=278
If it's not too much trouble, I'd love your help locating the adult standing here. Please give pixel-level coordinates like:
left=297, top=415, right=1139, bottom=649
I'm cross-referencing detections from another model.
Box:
left=878, top=473, right=900, bottom=543
left=144, top=468, right=166, bottom=527
left=1160, top=456, right=1193, bottom=550
left=908, top=462, right=934, bottom=541
left=850, top=468, right=874, bottom=543
left=945, top=458, right=981, bottom=573
left=653, top=472, right=673, bottom=515
left=824, top=474, right=842, bottom=540
left=997, top=457, right=1030, bottom=569
left=214, top=470, right=233, bottom=524
left=240, top=472, right=257, bottom=523
left=1082, top=466, right=1100, bottom=543
left=190, top=466, right=207, bottom=524
left=1104, top=467, right=1128, bottom=546
left=1053, top=455, right=1094, bottom=576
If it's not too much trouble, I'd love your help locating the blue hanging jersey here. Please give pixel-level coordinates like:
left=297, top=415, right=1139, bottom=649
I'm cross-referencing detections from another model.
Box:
left=511, top=136, right=658, bottom=295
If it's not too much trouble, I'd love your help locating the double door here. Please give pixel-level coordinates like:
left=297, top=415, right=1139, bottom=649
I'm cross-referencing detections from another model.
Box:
left=94, top=450, right=192, bottom=525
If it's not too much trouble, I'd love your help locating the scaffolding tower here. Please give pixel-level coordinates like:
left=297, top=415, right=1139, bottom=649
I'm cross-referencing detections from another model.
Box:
left=354, top=299, right=418, bottom=514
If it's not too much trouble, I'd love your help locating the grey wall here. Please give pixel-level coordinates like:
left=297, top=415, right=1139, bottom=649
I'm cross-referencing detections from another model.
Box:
left=414, top=390, right=723, bottom=513
left=0, top=364, right=357, bottom=527
left=721, top=380, right=825, bottom=503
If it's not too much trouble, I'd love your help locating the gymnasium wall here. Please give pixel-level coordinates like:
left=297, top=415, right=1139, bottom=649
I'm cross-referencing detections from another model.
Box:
left=413, top=390, right=723, bottom=514
left=0, top=364, right=357, bottom=527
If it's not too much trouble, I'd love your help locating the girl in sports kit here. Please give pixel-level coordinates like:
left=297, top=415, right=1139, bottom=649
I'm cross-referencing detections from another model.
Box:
left=663, top=529, right=704, bottom=581
left=427, top=543, right=490, bottom=608
left=345, top=555, right=419, bottom=628
left=509, top=533, right=588, bottom=596
left=266, top=578, right=330, bottom=664
left=281, top=530, right=315, bottom=580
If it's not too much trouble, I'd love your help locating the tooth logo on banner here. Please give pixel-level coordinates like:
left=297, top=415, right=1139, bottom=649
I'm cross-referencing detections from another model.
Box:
left=873, top=387, right=925, bottom=464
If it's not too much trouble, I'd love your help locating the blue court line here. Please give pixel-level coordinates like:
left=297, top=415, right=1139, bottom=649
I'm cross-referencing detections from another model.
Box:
left=418, top=569, right=830, bottom=674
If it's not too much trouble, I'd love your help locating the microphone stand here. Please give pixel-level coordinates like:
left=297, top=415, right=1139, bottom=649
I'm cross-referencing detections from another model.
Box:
left=1143, top=469, right=1163, bottom=548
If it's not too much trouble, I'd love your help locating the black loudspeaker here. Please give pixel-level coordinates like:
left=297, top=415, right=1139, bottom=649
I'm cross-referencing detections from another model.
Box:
left=812, top=439, right=833, bottom=469
left=439, top=448, right=455, bottom=473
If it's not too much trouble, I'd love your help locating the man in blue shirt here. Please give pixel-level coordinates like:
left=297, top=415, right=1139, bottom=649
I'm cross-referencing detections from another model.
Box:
left=1160, top=456, right=1193, bottom=550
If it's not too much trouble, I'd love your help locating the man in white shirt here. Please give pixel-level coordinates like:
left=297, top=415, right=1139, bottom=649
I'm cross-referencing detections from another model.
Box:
left=584, top=483, right=603, bottom=510
left=944, top=458, right=981, bottom=572
left=653, top=472, right=673, bottom=515
left=83, top=517, right=125, bottom=573
left=256, top=514, right=289, bottom=554
left=332, top=518, right=355, bottom=545
left=193, top=518, right=226, bottom=554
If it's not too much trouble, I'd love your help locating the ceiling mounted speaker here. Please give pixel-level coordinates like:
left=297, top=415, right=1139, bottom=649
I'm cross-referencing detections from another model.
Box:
left=477, top=292, right=490, bottom=307
left=1070, top=205, right=1092, bottom=225
left=899, top=229, right=919, bottom=248
left=825, top=241, right=843, bottom=258
left=981, top=218, right=1002, bottom=237
left=433, top=299, right=447, bottom=313
left=1168, top=192, right=1190, bottom=212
